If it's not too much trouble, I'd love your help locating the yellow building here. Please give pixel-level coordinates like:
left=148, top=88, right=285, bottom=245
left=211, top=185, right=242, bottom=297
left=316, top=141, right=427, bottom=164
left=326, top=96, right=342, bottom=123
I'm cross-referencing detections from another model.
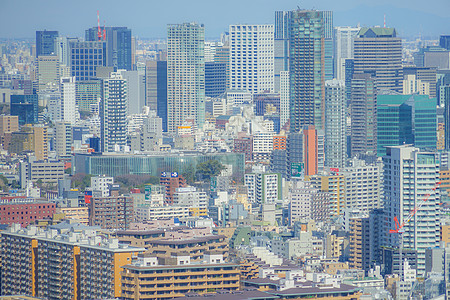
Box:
left=60, top=207, right=89, bottom=225
left=121, top=253, right=240, bottom=300
left=309, top=174, right=345, bottom=216
left=9, top=125, right=48, bottom=160
left=441, top=224, right=450, bottom=246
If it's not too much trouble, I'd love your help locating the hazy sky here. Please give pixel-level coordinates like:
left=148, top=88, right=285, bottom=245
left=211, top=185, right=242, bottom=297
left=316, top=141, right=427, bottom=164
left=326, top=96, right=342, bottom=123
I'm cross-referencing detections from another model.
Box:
left=1, top=0, right=450, bottom=39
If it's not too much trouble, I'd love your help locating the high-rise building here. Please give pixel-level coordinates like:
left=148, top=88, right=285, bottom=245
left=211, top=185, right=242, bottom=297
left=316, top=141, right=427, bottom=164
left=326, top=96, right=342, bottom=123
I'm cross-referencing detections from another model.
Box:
left=10, top=94, right=38, bottom=125
left=68, top=40, right=106, bottom=81
left=35, top=30, right=58, bottom=57
left=343, top=158, right=382, bottom=212
left=86, top=27, right=132, bottom=70
left=377, top=93, right=437, bottom=156
left=403, top=66, right=437, bottom=99
left=280, top=71, right=290, bottom=128
left=167, top=23, right=205, bottom=132
left=55, top=121, right=72, bottom=157
left=205, top=62, right=227, bottom=98
left=334, top=26, right=360, bottom=81
left=60, top=77, right=78, bottom=125
left=36, top=55, right=60, bottom=91
left=274, top=11, right=290, bottom=92
left=119, top=70, right=145, bottom=115
left=100, top=72, right=127, bottom=152
left=55, top=36, right=78, bottom=66
left=229, top=24, right=274, bottom=94
left=349, top=216, right=371, bottom=271
left=350, top=73, right=377, bottom=158
left=322, top=11, right=334, bottom=81
left=354, top=27, right=402, bottom=93
left=76, top=79, right=102, bottom=113
left=440, top=35, right=450, bottom=50
left=310, top=173, right=345, bottom=216
left=383, top=146, right=440, bottom=276
left=289, top=10, right=325, bottom=132
left=324, top=80, right=346, bottom=169
left=145, top=60, right=167, bottom=131
left=244, top=173, right=281, bottom=204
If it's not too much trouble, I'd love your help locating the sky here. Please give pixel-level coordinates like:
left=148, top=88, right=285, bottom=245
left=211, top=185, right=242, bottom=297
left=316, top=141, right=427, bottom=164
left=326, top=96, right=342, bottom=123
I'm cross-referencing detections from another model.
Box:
left=1, top=0, right=450, bottom=39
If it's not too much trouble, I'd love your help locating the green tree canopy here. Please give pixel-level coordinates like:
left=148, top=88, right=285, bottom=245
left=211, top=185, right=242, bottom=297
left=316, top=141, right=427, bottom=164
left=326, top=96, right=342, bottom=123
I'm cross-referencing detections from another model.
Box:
left=195, top=160, right=225, bottom=181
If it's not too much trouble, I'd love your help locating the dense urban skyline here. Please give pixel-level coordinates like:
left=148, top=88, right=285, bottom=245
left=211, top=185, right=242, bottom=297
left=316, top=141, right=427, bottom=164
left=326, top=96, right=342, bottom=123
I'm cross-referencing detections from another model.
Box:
left=1, top=0, right=450, bottom=39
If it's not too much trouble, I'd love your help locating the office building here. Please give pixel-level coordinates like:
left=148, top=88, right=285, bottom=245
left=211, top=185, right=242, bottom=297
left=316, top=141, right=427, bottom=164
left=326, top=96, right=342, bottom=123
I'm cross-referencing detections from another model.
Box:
left=0, top=199, right=56, bottom=227
left=205, top=62, right=227, bottom=97
left=68, top=40, right=106, bottom=81
left=377, top=93, right=437, bottom=156
left=9, top=125, right=48, bottom=161
left=173, top=187, right=208, bottom=216
left=100, top=72, right=127, bottom=152
left=167, top=23, right=205, bottom=132
left=324, top=80, right=346, bottom=169
left=440, top=35, right=450, bottom=50
left=350, top=73, right=377, bottom=157
left=86, top=26, right=132, bottom=70
left=121, top=253, right=240, bottom=300
left=289, top=181, right=329, bottom=225
left=383, top=146, right=440, bottom=276
left=55, top=36, right=78, bottom=66
left=334, top=26, right=360, bottom=81
left=35, top=30, right=58, bottom=57
left=323, top=11, right=334, bottom=80
left=229, top=24, right=274, bottom=94
left=55, top=121, right=72, bottom=157
left=145, top=60, right=167, bottom=131
left=274, top=11, right=290, bottom=92
left=10, top=94, right=38, bottom=125
left=60, top=76, right=78, bottom=125
left=36, top=55, right=60, bottom=91
left=349, top=216, right=371, bottom=271
left=119, top=70, right=145, bottom=115
left=289, top=10, right=325, bottom=132
left=354, top=27, right=402, bottom=93
left=0, top=115, right=18, bottom=150
left=20, top=159, right=63, bottom=187
left=403, top=66, right=437, bottom=99
left=75, top=79, right=102, bottom=112
left=280, top=71, right=289, bottom=128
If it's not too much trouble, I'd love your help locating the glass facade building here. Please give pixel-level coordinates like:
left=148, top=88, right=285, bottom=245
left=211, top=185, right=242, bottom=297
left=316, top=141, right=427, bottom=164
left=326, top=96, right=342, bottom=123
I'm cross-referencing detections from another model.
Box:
left=36, top=30, right=58, bottom=57
left=377, top=94, right=437, bottom=156
left=74, top=152, right=245, bottom=178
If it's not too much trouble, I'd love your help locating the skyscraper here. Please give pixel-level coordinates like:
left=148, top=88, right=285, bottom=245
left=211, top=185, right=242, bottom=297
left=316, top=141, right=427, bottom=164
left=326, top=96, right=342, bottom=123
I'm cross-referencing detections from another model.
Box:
left=322, top=11, right=334, bottom=81
left=289, top=10, right=325, bottom=132
left=36, top=55, right=60, bottom=92
left=324, top=80, right=346, bottom=169
left=229, top=24, right=274, bottom=94
left=35, top=30, right=58, bottom=57
left=377, top=93, right=436, bottom=156
left=167, top=23, right=205, bottom=132
left=145, top=60, right=168, bottom=132
left=274, top=11, right=290, bottom=92
left=55, top=121, right=72, bottom=157
left=100, top=72, right=127, bottom=152
left=86, top=27, right=133, bottom=70
left=383, top=145, right=440, bottom=276
left=354, top=27, right=402, bottom=93
left=350, top=73, right=377, bottom=158
left=334, top=26, right=360, bottom=81
left=68, top=40, right=106, bottom=81
left=60, top=77, right=78, bottom=125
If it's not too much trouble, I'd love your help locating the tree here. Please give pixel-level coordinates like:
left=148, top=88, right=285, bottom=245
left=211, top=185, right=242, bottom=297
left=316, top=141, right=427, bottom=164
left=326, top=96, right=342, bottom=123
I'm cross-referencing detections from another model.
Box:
left=182, top=164, right=196, bottom=185
left=195, top=160, right=225, bottom=181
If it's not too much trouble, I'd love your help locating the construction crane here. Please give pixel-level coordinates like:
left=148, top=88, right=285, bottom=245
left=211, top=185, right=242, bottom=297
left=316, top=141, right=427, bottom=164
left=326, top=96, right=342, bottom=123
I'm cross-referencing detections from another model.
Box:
left=389, top=181, right=441, bottom=281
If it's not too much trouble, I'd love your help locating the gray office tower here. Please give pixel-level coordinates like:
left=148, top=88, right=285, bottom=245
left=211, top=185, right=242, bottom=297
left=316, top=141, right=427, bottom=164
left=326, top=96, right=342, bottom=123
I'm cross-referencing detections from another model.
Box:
left=86, top=27, right=132, bottom=71
left=146, top=61, right=168, bottom=132
left=274, top=11, right=290, bottom=92
left=36, top=30, right=58, bottom=57
left=68, top=41, right=106, bottom=81
left=322, top=11, right=334, bottom=81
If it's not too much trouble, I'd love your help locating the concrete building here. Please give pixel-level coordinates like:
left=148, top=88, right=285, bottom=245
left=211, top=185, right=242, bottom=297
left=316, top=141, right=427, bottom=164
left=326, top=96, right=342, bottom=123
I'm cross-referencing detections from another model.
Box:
left=136, top=205, right=190, bottom=222
left=324, top=80, right=346, bottom=169
left=173, top=187, right=208, bottom=216
left=349, top=216, right=371, bottom=271
left=245, top=173, right=281, bottom=204
left=310, top=173, right=345, bottom=217
left=121, top=253, right=239, bottom=300
left=167, top=23, right=205, bottom=132
left=100, top=72, right=127, bottom=152
left=36, top=55, right=60, bottom=91
left=229, top=24, right=274, bottom=94
left=343, top=158, right=382, bottom=213
left=289, top=181, right=329, bottom=225
left=274, top=11, right=290, bottom=93
left=354, top=27, right=402, bottom=93
left=90, top=175, right=114, bottom=197
left=68, top=40, right=106, bottom=81
left=60, top=76, right=78, bottom=125
left=88, top=185, right=133, bottom=230
left=55, top=121, right=72, bottom=157
left=1, top=223, right=144, bottom=300
left=75, top=79, right=102, bottom=113
left=334, top=26, right=360, bottom=81
left=20, top=159, right=64, bottom=187
left=119, top=70, right=145, bottom=115
left=0, top=198, right=55, bottom=227
left=350, top=73, right=377, bottom=158
left=383, top=146, right=440, bottom=276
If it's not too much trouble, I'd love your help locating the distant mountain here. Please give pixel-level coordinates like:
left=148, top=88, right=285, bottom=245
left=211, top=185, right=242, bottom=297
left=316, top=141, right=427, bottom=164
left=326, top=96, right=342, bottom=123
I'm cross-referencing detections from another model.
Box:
left=335, top=4, right=450, bottom=39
